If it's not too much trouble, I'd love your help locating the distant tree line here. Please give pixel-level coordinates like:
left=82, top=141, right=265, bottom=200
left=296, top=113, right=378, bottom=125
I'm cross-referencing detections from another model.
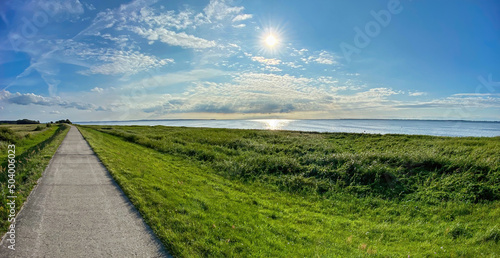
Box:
left=0, top=119, right=72, bottom=124
left=0, top=119, right=40, bottom=124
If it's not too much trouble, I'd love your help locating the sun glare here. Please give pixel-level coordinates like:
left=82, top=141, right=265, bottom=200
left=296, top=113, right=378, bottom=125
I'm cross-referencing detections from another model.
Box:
left=253, top=119, right=294, bottom=130
left=257, top=23, right=286, bottom=55
left=265, top=34, right=277, bottom=47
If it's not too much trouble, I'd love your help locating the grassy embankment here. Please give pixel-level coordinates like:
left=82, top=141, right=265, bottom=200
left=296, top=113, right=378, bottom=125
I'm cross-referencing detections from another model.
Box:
left=78, top=125, right=499, bottom=257
left=0, top=124, right=69, bottom=234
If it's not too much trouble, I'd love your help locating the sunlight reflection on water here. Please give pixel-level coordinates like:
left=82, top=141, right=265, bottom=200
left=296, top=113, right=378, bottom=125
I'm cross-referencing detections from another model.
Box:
left=79, top=119, right=500, bottom=137
left=251, top=119, right=295, bottom=130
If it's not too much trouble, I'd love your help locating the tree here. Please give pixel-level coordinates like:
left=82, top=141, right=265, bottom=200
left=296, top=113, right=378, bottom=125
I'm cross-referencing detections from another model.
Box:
left=56, top=119, right=72, bottom=124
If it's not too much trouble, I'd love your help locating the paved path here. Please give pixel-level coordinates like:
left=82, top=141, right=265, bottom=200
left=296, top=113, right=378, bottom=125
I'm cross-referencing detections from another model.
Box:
left=1, top=126, right=170, bottom=257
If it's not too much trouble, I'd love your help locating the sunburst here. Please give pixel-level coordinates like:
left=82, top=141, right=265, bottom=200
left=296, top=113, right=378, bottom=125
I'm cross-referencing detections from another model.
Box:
left=265, top=34, right=277, bottom=47
left=256, top=20, right=287, bottom=56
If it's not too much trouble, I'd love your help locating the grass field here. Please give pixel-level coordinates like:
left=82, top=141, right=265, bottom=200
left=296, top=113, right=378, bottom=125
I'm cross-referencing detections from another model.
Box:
left=78, top=125, right=500, bottom=257
left=0, top=124, right=70, bottom=234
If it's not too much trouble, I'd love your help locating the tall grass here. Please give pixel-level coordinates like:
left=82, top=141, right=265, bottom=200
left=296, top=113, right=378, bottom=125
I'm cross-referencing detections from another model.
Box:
left=84, top=125, right=499, bottom=203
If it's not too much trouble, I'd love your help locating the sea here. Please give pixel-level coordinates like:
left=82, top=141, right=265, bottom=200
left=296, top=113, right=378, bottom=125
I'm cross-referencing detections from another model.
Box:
left=77, top=119, right=500, bottom=137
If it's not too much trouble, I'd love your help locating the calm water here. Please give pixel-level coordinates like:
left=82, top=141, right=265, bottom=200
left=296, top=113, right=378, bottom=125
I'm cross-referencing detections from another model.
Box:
left=78, top=119, right=500, bottom=137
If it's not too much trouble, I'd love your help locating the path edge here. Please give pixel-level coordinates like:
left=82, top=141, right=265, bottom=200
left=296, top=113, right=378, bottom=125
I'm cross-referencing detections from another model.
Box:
left=0, top=124, right=70, bottom=246
left=75, top=125, right=172, bottom=257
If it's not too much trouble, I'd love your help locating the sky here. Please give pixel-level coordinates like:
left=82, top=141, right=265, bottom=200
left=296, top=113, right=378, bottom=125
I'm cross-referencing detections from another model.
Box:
left=0, top=0, right=499, bottom=122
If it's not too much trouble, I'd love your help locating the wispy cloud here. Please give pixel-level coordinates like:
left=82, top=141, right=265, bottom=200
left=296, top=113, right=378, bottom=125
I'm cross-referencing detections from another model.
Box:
left=129, top=26, right=217, bottom=48
left=204, top=0, right=244, bottom=21
left=134, top=7, right=196, bottom=30
left=232, top=24, right=246, bottom=28
left=408, top=91, right=427, bottom=96
left=395, top=94, right=500, bottom=109
left=301, top=50, right=338, bottom=65
left=313, top=51, right=338, bottom=65
left=251, top=56, right=281, bottom=66
left=452, top=93, right=500, bottom=97
left=232, top=14, right=252, bottom=22
left=74, top=0, right=158, bottom=38
left=78, top=48, right=174, bottom=75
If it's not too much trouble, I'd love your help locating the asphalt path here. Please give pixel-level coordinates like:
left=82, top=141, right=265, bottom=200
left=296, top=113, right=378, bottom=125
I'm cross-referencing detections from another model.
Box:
left=1, top=126, right=170, bottom=257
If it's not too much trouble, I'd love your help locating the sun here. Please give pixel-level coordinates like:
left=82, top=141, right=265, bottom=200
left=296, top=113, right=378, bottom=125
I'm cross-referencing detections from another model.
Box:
left=257, top=23, right=286, bottom=55
left=265, top=34, right=277, bottom=47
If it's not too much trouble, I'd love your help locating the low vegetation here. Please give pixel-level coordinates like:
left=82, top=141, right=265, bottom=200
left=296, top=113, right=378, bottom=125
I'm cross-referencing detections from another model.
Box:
left=78, top=125, right=500, bottom=257
left=0, top=124, right=70, bottom=234
left=82, top=125, right=499, bottom=203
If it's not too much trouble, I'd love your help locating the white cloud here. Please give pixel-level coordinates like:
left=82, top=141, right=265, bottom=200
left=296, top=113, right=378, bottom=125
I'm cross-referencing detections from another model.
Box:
left=289, top=47, right=309, bottom=56
left=135, top=7, right=195, bottom=30
left=263, top=66, right=282, bottom=72
left=316, top=76, right=338, bottom=84
left=98, top=33, right=129, bottom=44
left=141, top=72, right=332, bottom=115
left=283, top=62, right=303, bottom=69
left=91, top=87, right=104, bottom=93
left=232, top=24, right=246, bottom=28
left=314, top=51, right=337, bottom=65
left=227, top=43, right=240, bottom=49
left=83, top=2, right=96, bottom=11
left=130, top=26, right=217, bottom=49
left=357, top=88, right=400, bottom=97
left=251, top=56, right=281, bottom=66
left=204, top=0, right=244, bottom=21
left=77, top=48, right=174, bottom=75
left=288, top=48, right=338, bottom=66
left=299, top=50, right=337, bottom=65
left=232, top=14, right=252, bottom=22
left=138, top=72, right=403, bottom=116
left=74, top=0, right=158, bottom=38
left=452, top=93, right=500, bottom=97
left=408, top=91, right=427, bottom=96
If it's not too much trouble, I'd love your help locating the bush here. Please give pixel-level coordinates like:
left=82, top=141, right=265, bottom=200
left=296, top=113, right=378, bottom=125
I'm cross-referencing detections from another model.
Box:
left=0, top=127, right=18, bottom=143
left=34, top=125, right=44, bottom=131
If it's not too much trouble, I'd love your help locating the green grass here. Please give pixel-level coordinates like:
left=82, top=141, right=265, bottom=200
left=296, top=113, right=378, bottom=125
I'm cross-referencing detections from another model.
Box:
left=0, top=124, right=70, bottom=234
left=78, top=125, right=500, bottom=257
left=82, top=125, right=500, bottom=203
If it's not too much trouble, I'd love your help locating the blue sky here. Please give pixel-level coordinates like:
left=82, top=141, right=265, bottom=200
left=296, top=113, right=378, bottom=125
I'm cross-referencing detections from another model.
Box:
left=1, top=0, right=499, bottom=122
